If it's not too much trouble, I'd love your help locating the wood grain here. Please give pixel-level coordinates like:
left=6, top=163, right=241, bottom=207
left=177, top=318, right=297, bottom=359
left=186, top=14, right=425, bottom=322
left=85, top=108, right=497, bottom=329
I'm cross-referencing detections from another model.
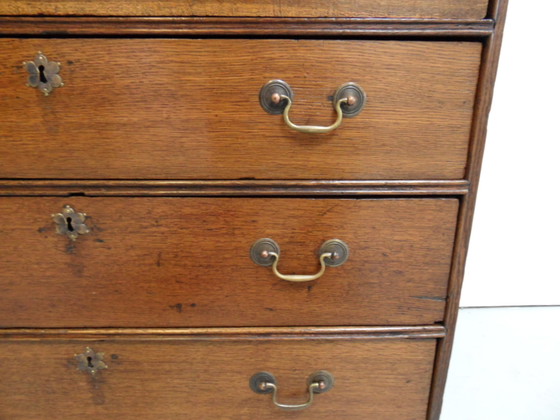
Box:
left=0, top=1, right=508, bottom=419
left=0, top=337, right=436, bottom=419
left=0, top=197, right=458, bottom=327
left=428, top=0, right=509, bottom=418
left=0, top=0, right=489, bottom=19
left=0, top=39, right=482, bottom=180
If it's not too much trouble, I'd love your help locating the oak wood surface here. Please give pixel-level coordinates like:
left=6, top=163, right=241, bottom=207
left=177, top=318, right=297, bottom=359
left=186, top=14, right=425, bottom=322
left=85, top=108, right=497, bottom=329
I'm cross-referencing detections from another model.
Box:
left=0, top=39, right=481, bottom=180
left=0, top=0, right=489, bottom=19
left=0, top=197, right=458, bottom=327
left=0, top=1, right=508, bottom=418
left=428, top=0, right=509, bottom=418
left=0, top=338, right=436, bottom=419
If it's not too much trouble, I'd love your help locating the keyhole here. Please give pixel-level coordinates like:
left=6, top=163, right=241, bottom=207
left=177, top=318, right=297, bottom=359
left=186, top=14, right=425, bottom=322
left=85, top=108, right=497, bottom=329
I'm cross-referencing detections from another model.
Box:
left=66, top=217, right=74, bottom=232
left=86, top=356, right=94, bottom=368
left=38, top=65, right=47, bottom=83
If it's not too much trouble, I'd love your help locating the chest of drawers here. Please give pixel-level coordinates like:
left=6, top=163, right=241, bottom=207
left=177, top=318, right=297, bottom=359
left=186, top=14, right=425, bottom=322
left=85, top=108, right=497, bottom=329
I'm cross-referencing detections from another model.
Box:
left=0, top=1, right=507, bottom=418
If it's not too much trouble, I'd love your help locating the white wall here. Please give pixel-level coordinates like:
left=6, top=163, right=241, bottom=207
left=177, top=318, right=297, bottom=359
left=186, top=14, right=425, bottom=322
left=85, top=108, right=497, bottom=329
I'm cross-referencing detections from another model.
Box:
left=442, top=307, right=560, bottom=420
left=442, top=1, right=560, bottom=418
left=461, top=0, right=560, bottom=307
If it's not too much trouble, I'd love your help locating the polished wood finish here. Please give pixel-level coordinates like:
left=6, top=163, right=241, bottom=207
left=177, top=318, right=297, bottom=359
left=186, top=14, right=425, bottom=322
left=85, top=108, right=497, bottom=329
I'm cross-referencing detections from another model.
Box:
left=0, top=337, right=436, bottom=419
left=0, top=179, right=470, bottom=197
left=0, top=0, right=489, bottom=19
left=0, top=39, right=481, bottom=180
left=0, top=17, right=494, bottom=37
left=0, top=1, right=508, bottom=418
left=428, top=0, right=509, bottom=418
left=0, top=197, right=458, bottom=328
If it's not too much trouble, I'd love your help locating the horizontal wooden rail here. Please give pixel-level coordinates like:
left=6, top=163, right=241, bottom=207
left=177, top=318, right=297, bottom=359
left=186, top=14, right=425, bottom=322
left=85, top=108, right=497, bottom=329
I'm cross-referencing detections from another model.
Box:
left=0, top=17, right=494, bottom=37
left=0, top=179, right=469, bottom=196
left=0, top=325, right=446, bottom=341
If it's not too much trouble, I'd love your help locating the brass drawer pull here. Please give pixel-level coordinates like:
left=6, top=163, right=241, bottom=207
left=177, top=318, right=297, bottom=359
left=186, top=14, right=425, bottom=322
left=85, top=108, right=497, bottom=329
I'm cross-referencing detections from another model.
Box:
left=250, top=371, right=334, bottom=410
left=259, top=80, right=366, bottom=134
left=23, top=52, right=64, bottom=96
left=250, top=238, right=349, bottom=283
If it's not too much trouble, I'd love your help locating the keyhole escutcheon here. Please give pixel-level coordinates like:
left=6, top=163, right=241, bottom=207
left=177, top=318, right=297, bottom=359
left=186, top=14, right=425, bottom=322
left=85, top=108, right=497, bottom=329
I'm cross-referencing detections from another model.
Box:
left=38, top=65, right=47, bottom=83
left=52, top=205, right=89, bottom=241
left=66, top=217, right=74, bottom=232
left=75, top=348, right=108, bottom=375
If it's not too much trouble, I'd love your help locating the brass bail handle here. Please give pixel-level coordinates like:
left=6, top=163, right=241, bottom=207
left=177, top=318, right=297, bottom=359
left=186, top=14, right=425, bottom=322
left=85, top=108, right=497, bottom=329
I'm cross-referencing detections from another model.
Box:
left=250, top=239, right=349, bottom=283
left=276, top=94, right=347, bottom=134
left=250, top=371, right=334, bottom=411
left=259, top=80, right=366, bottom=134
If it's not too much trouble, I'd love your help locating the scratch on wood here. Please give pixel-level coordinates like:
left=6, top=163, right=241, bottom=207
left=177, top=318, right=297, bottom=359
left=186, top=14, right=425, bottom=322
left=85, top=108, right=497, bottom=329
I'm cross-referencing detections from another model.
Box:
left=156, top=251, right=162, bottom=267
left=412, top=296, right=446, bottom=302
left=320, top=204, right=338, bottom=217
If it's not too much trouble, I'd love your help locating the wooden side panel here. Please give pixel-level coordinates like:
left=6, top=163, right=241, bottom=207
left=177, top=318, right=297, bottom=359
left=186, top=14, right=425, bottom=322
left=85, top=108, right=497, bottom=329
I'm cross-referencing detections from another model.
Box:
left=428, top=0, right=510, bottom=418
left=0, top=39, right=482, bottom=180
left=0, top=197, right=458, bottom=327
left=0, top=1, right=489, bottom=19
left=0, top=338, right=436, bottom=420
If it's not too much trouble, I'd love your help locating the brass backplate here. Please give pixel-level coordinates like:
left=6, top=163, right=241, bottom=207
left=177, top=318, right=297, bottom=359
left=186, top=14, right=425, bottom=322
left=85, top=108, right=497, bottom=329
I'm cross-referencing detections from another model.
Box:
left=259, top=79, right=294, bottom=114
left=319, top=239, right=350, bottom=267
left=333, top=82, right=366, bottom=117
left=250, top=238, right=280, bottom=266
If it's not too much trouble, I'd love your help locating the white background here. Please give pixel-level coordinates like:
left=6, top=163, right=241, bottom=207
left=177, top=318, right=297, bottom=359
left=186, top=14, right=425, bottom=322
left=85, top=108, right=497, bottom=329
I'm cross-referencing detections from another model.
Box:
left=460, top=0, right=560, bottom=308
left=441, top=1, right=560, bottom=418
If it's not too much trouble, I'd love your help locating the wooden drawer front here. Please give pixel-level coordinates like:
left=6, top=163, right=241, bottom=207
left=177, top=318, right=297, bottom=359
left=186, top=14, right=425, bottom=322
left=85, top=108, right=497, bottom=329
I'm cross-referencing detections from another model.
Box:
left=0, top=1, right=489, bottom=19
left=0, top=338, right=436, bottom=419
left=0, top=197, right=457, bottom=328
left=0, top=39, right=481, bottom=180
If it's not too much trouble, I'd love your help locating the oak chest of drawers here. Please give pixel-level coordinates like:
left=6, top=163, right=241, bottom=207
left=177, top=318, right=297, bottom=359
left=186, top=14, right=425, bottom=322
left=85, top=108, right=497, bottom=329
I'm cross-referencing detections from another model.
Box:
left=0, top=1, right=507, bottom=419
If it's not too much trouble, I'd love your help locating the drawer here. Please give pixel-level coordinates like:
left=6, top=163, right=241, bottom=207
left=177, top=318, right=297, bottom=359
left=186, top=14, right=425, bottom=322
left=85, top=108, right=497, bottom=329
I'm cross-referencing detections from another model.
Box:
left=0, top=336, right=436, bottom=419
left=0, top=1, right=489, bottom=19
left=0, top=197, right=457, bottom=327
left=0, top=39, right=481, bottom=180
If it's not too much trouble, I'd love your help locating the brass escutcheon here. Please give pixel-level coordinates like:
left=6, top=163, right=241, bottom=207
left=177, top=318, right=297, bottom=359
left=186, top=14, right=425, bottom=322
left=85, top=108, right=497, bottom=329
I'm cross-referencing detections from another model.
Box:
left=23, top=52, right=64, bottom=96
left=52, top=205, right=90, bottom=241
left=75, top=347, right=108, bottom=376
